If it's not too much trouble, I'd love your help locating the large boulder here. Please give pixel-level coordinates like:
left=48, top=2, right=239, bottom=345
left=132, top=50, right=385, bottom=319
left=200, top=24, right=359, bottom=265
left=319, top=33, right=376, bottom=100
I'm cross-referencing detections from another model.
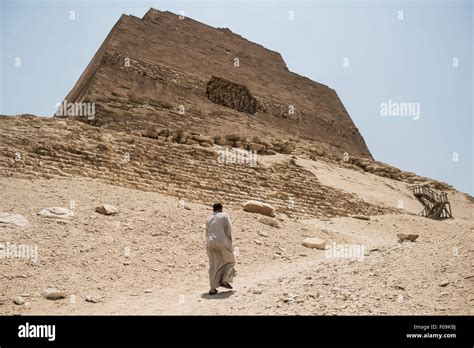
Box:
left=302, top=237, right=326, bottom=250
left=0, top=213, right=29, bottom=227
left=38, top=207, right=74, bottom=220
left=243, top=200, right=276, bottom=217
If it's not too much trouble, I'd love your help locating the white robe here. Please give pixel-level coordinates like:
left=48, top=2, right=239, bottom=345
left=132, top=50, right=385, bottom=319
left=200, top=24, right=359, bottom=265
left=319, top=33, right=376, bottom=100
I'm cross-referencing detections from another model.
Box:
left=206, top=212, right=236, bottom=289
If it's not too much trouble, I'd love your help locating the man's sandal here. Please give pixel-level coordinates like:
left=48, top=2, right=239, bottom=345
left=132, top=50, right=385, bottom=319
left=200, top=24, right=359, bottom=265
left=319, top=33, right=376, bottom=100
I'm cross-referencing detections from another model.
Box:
left=209, top=289, right=218, bottom=295
left=221, top=282, right=233, bottom=289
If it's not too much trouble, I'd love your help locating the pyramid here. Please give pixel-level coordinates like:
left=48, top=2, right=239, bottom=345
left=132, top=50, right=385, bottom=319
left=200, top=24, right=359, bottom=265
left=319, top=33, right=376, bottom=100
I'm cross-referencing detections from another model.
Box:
left=58, top=8, right=372, bottom=159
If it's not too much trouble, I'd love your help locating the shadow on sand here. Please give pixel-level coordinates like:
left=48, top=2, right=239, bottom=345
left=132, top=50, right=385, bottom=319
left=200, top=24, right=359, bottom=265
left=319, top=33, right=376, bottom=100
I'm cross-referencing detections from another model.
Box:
left=201, top=290, right=235, bottom=300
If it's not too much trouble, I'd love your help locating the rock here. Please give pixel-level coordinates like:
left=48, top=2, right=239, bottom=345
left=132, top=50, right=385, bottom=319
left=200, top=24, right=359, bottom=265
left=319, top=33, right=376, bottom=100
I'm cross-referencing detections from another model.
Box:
left=85, top=294, right=102, bottom=303
left=252, top=288, right=263, bottom=294
left=243, top=200, right=276, bottom=217
left=257, top=231, right=269, bottom=238
left=234, top=141, right=246, bottom=149
left=0, top=212, right=29, bottom=227
left=397, top=234, right=419, bottom=242
left=439, top=280, right=450, bottom=287
left=144, top=289, right=152, bottom=293
left=95, top=204, right=119, bottom=215
left=266, top=149, right=277, bottom=155
left=13, top=296, right=25, bottom=305
left=247, top=143, right=265, bottom=153
left=56, top=121, right=68, bottom=129
left=257, top=216, right=280, bottom=228
left=38, top=207, right=74, bottom=220
left=214, top=137, right=227, bottom=146
left=41, top=288, right=66, bottom=300
left=352, top=214, right=370, bottom=221
left=144, top=126, right=161, bottom=139
left=185, top=138, right=198, bottom=145
left=302, top=237, right=326, bottom=250
left=177, top=131, right=189, bottom=144
left=224, top=134, right=241, bottom=141
left=254, top=239, right=263, bottom=245
left=193, top=135, right=213, bottom=143
left=280, top=142, right=294, bottom=154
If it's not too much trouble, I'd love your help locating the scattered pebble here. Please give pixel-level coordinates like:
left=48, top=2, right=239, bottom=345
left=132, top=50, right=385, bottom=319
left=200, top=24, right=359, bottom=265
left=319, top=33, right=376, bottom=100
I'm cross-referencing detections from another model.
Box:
left=85, top=294, right=102, bottom=303
left=13, top=296, right=25, bottom=305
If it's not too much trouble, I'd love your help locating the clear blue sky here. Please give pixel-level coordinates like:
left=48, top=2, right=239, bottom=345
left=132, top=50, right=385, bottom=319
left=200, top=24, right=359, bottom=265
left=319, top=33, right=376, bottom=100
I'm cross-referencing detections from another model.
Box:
left=1, top=0, right=472, bottom=195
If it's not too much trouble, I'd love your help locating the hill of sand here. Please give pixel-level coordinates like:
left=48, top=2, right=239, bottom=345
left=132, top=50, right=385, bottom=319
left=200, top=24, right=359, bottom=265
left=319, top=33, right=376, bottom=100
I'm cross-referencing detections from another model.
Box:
left=1, top=153, right=472, bottom=315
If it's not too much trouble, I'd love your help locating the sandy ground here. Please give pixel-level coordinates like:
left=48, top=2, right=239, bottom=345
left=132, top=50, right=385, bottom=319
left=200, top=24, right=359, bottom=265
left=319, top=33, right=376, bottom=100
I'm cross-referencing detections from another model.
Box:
left=0, top=159, right=473, bottom=315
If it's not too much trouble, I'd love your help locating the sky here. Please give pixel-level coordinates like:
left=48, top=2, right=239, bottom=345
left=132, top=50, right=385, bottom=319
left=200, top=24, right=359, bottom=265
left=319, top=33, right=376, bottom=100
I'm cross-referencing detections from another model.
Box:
left=1, top=0, right=472, bottom=194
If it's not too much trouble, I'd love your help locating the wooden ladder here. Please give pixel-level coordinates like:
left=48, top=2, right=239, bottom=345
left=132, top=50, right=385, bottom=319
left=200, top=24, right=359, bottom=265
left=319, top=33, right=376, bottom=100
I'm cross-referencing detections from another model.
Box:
left=409, top=185, right=453, bottom=219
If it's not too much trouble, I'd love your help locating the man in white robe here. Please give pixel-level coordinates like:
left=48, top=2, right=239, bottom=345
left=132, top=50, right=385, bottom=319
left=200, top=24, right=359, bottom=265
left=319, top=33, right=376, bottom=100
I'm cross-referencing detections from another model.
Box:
left=205, top=203, right=236, bottom=295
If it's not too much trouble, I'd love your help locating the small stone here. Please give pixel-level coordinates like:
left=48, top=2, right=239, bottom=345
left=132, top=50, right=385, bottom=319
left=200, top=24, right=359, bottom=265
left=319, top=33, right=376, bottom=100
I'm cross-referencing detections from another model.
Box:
left=144, top=289, right=152, bottom=293
left=352, top=214, right=370, bottom=221
left=257, top=216, right=280, bottom=229
left=397, top=234, right=419, bottom=242
left=257, top=231, right=269, bottom=238
left=41, top=288, right=66, bottom=300
left=38, top=207, right=74, bottom=220
left=13, top=296, right=25, bottom=305
left=252, top=289, right=263, bottom=294
left=439, top=281, right=450, bottom=287
left=85, top=294, right=102, bottom=303
left=95, top=204, right=119, bottom=215
left=254, top=239, right=263, bottom=245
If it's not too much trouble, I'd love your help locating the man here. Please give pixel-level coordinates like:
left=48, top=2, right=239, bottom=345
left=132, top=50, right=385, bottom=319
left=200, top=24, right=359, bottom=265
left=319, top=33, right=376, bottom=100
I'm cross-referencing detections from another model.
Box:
left=205, top=203, right=236, bottom=295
